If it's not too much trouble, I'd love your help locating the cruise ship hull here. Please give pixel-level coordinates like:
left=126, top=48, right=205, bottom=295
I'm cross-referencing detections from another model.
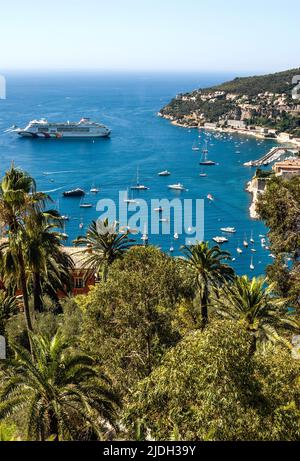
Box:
left=14, top=118, right=111, bottom=139
left=17, top=131, right=111, bottom=139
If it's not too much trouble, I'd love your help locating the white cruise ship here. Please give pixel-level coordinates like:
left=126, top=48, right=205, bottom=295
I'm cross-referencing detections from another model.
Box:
left=14, top=118, right=111, bottom=139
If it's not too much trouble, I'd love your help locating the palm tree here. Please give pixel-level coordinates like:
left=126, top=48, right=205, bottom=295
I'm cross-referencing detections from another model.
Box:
left=0, top=333, right=119, bottom=441
left=24, top=210, right=74, bottom=312
left=214, top=275, right=295, bottom=353
left=181, top=242, right=234, bottom=328
left=0, top=166, right=47, bottom=333
left=73, top=219, right=134, bottom=282
left=0, top=292, right=18, bottom=334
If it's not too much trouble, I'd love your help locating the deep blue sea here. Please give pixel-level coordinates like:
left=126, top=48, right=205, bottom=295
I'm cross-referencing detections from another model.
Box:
left=0, top=71, right=278, bottom=276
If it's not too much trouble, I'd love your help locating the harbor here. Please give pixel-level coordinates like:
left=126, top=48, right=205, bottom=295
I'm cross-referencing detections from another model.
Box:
left=0, top=72, right=277, bottom=277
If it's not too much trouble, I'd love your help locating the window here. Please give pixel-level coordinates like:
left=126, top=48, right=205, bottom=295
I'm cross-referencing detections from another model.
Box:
left=74, top=277, right=85, bottom=289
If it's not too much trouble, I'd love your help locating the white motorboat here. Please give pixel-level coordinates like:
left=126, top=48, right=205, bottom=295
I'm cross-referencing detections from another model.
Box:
left=158, top=170, right=171, bottom=177
left=212, top=236, right=229, bottom=244
left=221, top=227, right=236, bottom=234
left=168, top=183, right=185, bottom=191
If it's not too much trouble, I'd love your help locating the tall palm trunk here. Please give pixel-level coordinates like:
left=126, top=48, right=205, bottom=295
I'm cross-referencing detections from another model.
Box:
left=200, top=280, right=209, bottom=329
left=102, top=262, right=108, bottom=282
left=33, top=271, right=43, bottom=313
left=48, top=408, right=59, bottom=441
left=18, top=248, right=33, bottom=333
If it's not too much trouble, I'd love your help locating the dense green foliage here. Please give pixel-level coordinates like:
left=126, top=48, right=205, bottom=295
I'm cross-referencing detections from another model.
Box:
left=124, top=320, right=300, bottom=441
left=0, top=333, right=118, bottom=440
left=0, top=167, right=300, bottom=441
left=203, top=68, right=300, bottom=97
left=161, top=68, right=300, bottom=133
left=257, top=176, right=300, bottom=307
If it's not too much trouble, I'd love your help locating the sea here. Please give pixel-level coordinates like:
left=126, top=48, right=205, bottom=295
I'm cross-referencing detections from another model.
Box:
left=0, top=71, right=278, bottom=277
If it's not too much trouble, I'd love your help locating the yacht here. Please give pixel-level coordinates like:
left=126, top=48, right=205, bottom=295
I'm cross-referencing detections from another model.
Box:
left=221, top=227, right=236, bottom=234
left=14, top=118, right=111, bottom=138
left=131, top=168, right=149, bottom=191
left=158, top=170, right=171, bottom=177
left=168, top=183, right=185, bottom=191
left=213, top=236, right=229, bottom=244
left=63, top=188, right=85, bottom=198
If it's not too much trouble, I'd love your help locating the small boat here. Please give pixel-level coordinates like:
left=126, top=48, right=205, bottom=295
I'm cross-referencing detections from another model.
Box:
left=251, top=248, right=257, bottom=253
left=221, top=227, right=236, bottom=234
left=141, top=225, right=149, bottom=244
left=131, top=167, right=149, bottom=191
left=154, top=206, right=163, bottom=212
left=269, top=254, right=276, bottom=259
left=235, top=151, right=241, bottom=154
left=199, top=172, right=208, bottom=177
left=63, top=188, right=85, bottom=197
left=237, top=241, right=243, bottom=254
left=79, top=200, right=93, bottom=208
left=169, top=245, right=174, bottom=253
left=124, top=188, right=138, bottom=204
left=168, top=183, right=185, bottom=191
left=79, top=219, right=84, bottom=230
left=212, top=236, right=229, bottom=244
left=250, top=257, right=255, bottom=271
left=174, top=233, right=179, bottom=240
left=192, top=141, right=200, bottom=151
left=158, top=170, right=171, bottom=177
left=207, top=194, right=214, bottom=202
left=90, top=186, right=100, bottom=193
left=199, top=141, right=216, bottom=166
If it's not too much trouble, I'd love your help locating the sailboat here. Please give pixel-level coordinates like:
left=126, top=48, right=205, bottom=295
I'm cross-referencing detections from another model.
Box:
left=199, top=141, right=216, bottom=166
left=61, top=222, right=69, bottom=240
left=79, top=198, right=93, bottom=208
left=90, top=184, right=100, bottom=193
left=131, top=167, right=149, bottom=191
left=57, top=199, right=69, bottom=221
left=243, top=234, right=249, bottom=248
left=250, top=256, right=255, bottom=271
left=199, top=167, right=207, bottom=177
left=141, top=224, right=149, bottom=244
left=250, top=231, right=255, bottom=244
left=79, top=218, right=84, bottom=230
left=124, top=188, right=138, bottom=204
left=237, top=240, right=243, bottom=254
left=192, top=140, right=200, bottom=151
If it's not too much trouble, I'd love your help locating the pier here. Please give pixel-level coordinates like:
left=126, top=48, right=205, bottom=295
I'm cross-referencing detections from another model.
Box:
left=244, top=146, right=299, bottom=167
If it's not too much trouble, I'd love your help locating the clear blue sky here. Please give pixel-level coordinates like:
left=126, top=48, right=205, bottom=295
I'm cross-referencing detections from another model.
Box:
left=0, top=0, right=299, bottom=73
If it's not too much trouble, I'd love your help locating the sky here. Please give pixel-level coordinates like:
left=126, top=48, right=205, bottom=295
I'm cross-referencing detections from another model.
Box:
left=0, top=0, right=299, bottom=73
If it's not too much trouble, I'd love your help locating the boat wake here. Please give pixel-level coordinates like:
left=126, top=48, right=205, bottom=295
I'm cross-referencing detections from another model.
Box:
left=41, top=186, right=65, bottom=193
left=42, top=170, right=78, bottom=176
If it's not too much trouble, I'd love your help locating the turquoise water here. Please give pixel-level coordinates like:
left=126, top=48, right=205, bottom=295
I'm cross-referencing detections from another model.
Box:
left=0, top=72, right=277, bottom=276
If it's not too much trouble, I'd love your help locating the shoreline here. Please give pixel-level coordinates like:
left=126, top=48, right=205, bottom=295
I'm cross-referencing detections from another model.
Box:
left=158, top=113, right=300, bottom=148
